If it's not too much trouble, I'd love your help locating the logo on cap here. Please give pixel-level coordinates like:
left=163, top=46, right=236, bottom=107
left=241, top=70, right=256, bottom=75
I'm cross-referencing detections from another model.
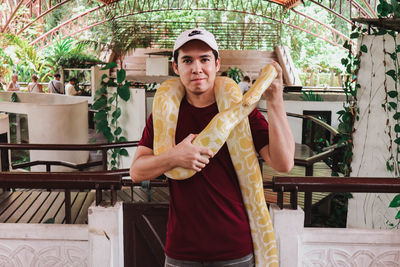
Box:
left=188, top=30, right=202, bottom=37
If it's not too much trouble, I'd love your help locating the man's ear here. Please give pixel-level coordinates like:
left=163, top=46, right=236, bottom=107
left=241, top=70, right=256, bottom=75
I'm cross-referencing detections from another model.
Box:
left=172, top=61, right=179, bottom=76
left=215, top=57, right=221, bottom=72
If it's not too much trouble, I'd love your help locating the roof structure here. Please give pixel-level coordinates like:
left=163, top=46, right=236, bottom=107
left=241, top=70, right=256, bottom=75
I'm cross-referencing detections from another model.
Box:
left=352, top=18, right=400, bottom=32
left=1, top=0, right=377, bottom=50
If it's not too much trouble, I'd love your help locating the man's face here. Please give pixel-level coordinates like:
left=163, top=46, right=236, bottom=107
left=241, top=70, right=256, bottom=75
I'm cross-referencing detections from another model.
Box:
left=173, top=40, right=220, bottom=96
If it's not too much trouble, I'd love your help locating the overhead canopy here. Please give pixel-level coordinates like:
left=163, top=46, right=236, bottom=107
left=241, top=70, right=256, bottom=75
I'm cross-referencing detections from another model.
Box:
left=96, top=0, right=303, bottom=9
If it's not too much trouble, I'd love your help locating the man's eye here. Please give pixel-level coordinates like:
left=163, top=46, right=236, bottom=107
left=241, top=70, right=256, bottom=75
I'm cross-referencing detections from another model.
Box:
left=201, top=58, right=210, bottom=62
left=183, top=59, right=191, bottom=63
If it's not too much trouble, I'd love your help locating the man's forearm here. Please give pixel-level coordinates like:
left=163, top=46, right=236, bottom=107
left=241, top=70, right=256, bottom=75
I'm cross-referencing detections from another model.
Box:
left=130, top=150, right=174, bottom=182
left=266, top=98, right=295, bottom=172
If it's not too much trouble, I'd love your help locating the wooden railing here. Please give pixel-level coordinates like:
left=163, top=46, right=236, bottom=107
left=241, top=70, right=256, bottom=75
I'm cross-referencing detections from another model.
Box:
left=272, top=176, right=400, bottom=225
left=0, top=172, right=122, bottom=224
left=0, top=141, right=139, bottom=172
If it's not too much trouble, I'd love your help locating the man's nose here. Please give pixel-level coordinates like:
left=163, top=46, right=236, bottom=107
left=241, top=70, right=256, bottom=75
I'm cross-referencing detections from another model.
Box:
left=192, top=60, right=203, bottom=73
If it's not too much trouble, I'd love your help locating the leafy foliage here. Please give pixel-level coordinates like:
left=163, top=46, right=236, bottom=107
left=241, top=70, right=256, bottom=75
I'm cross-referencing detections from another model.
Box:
left=42, top=37, right=102, bottom=71
left=311, top=192, right=353, bottom=228
left=335, top=34, right=361, bottom=177
left=92, top=62, right=130, bottom=170
left=0, top=34, right=51, bottom=83
left=300, top=90, right=323, bottom=101
left=226, top=67, right=244, bottom=84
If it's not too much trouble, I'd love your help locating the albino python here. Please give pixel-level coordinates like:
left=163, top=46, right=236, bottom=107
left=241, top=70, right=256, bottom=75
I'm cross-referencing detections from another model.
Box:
left=153, top=65, right=279, bottom=266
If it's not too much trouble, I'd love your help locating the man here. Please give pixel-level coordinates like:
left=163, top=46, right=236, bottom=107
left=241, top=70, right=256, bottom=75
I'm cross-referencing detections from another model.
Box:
left=65, top=78, right=81, bottom=96
left=238, top=75, right=251, bottom=94
left=130, top=28, right=294, bottom=266
left=48, top=73, right=64, bottom=94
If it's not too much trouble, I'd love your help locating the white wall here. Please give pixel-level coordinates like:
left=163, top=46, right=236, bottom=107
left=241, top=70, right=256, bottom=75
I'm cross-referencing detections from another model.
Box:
left=270, top=205, right=400, bottom=267
left=107, top=88, right=146, bottom=169
left=0, top=92, right=88, bottom=171
left=0, top=223, right=89, bottom=266
left=0, top=201, right=124, bottom=267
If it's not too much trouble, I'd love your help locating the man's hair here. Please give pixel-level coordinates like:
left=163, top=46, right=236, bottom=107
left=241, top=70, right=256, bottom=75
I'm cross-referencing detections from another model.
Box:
left=243, top=76, right=250, bottom=82
left=54, top=73, right=61, bottom=78
left=173, top=49, right=219, bottom=65
left=31, top=74, right=38, bottom=81
left=69, top=77, right=77, bottom=83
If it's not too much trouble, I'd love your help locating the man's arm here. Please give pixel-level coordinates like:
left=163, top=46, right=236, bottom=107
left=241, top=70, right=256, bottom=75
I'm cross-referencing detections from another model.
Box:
left=259, top=62, right=295, bottom=172
left=130, top=134, right=213, bottom=182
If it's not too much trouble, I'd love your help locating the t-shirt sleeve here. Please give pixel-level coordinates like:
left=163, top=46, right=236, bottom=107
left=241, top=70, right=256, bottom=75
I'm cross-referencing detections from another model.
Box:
left=139, top=113, right=154, bottom=149
left=249, top=108, right=269, bottom=153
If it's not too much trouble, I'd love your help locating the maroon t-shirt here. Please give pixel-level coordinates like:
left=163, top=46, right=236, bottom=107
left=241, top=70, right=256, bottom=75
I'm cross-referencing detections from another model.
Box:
left=139, top=97, right=269, bottom=261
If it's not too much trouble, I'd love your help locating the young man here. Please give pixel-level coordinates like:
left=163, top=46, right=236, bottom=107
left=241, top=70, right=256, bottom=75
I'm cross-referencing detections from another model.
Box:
left=65, top=78, right=81, bottom=96
left=48, top=73, right=64, bottom=94
left=130, top=28, right=294, bottom=266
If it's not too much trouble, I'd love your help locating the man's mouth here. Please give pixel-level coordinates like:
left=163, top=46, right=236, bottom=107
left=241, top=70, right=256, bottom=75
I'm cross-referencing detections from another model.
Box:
left=192, top=78, right=205, bottom=82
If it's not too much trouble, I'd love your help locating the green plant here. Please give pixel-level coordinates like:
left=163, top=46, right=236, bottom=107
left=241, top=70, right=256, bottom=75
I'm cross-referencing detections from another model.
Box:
left=92, top=62, right=130, bottom=170
left=335, top=26, right=365, bottom=177
left=43, top=38, right=102, bottom=71
left=226, top=67, right=244, bottom=83
left=311, top=192, right=353, bottom=228
left=11, top=92, right=19, bottom=103
left=144, top=82, right=158, bottom=92
left=300, top=90, right=323, bottom=101
left=58, top=53, right=103, bottom=68
left=0, top=46, right=14, bottom=84
left=1, top=34, right=51, bottom=83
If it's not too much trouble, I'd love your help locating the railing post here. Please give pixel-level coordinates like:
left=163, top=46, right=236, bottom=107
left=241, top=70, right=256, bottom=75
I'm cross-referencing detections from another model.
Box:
left=102, top=148, right=107, bottom=170
left=64, top=189, right=71, bottom=224
left=0, top=147, right=9, bottom=172
left=111, top=185, right=117, bottom=205
left=304, top=165, right=314, bottom=226
left=290, top=186, right=298, bottom=210
left=95, top=183, right=102, bottom=205
left=277, top=186, right=284, bottom=209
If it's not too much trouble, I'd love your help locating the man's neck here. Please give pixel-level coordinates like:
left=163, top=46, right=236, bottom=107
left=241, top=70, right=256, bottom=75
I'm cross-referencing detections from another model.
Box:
left=185, top=87, right=216, bottom=108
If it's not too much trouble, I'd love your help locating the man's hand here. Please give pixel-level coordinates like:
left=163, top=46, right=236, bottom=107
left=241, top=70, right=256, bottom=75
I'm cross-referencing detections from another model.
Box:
left=263, top=61, right=284, bottom=101
left=170, top=134, right=214, bottom=172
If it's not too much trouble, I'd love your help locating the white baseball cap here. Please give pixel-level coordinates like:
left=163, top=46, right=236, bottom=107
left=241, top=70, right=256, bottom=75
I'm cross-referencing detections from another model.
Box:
left=173, top=28, right=219, bottom=57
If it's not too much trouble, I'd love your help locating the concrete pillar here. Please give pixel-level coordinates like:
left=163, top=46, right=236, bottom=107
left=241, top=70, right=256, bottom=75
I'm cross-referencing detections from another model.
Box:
left=270, top=204, right=304, bottom=267
left=88, top=201, right=124, bottom=267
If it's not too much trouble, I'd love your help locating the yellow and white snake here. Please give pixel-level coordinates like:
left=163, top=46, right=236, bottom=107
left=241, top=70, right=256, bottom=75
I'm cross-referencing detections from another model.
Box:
left=153, top=65, right=279, bottom=266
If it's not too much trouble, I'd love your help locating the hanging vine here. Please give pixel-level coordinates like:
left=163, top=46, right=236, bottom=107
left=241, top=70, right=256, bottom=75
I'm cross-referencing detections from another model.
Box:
left=92, top=62, right=130, bottom=170
left=335, top=26, right=366, bottom=177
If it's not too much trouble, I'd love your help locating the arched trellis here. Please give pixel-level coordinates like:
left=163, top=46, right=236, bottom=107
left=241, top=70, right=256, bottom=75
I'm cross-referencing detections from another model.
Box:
left=2, top=0, right=375, bottom=36
left=30, top=0, right=356, bottom=51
